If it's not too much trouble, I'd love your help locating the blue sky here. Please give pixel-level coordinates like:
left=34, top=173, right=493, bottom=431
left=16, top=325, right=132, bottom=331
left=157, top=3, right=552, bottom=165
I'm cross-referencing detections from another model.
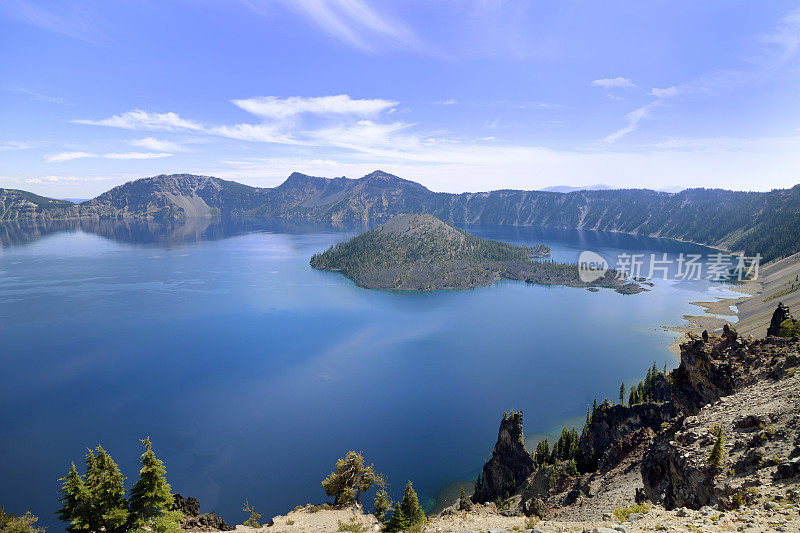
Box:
left=2, top=0, right=800, bottom=197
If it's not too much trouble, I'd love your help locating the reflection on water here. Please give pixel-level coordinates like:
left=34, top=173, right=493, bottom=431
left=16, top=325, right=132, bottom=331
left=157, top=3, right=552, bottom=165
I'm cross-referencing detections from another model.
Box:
left=0, top=218, right=364, bottom=248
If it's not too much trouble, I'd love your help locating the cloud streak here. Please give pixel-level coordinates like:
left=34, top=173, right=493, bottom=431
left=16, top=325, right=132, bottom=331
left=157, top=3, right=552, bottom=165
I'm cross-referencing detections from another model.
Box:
left=0, top=0, right=111, bottom=45
left=47, top=151, right=173, bottom=163
left=231, top=95, right=397, bottom=119
left=591, top=77, right=634, bottom=89
left=75, top=110, right=204, bottom=131
left=274, top=0, right=427, bottom=53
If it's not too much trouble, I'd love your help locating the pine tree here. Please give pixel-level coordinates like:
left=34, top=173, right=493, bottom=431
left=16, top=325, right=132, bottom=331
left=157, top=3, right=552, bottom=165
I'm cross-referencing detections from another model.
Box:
left=619, top=382, right=626, bottom=405
left=386, top=481, right=424, bottom=531
left=129, top=437, right=181, bottom=533
left=84, top=445, right=129, bottom=532
left=708, top=427, right=725, bottom=473
left=58, top=463, right=91, bottom=532
left=472, top=473, right=483, bottom=500
left=321, top=451, right=384, bottom=505
left=535, top=438, right=550, bottom=465
left=373, top=489, right=392, bottom=523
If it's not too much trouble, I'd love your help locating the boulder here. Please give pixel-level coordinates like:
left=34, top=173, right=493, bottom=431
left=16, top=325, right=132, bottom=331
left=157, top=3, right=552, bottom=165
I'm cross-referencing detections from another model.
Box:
left=767, top=302, right=793, bottom=337
left=171, top=494, right=233, bottom=532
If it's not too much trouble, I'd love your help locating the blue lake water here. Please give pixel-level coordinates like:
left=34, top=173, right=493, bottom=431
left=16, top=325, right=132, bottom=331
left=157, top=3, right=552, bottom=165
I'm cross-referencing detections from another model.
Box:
left=0, top=220, right=730, bottom=530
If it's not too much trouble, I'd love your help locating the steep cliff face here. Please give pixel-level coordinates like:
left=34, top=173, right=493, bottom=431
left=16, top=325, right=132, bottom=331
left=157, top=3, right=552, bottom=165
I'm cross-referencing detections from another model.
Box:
left=473, top=412, right=536, bottom=503
left=578, top=402, right=678, bottom=472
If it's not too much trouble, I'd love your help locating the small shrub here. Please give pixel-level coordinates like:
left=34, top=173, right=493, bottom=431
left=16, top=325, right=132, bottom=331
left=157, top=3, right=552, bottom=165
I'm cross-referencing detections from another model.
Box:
left=613, top=503, right=651, bottom=522
left=0, top=507, right=45, bottom=533
left=242, top=499, right=261, bottom=528
left=336, top=516, right=366, bottom=533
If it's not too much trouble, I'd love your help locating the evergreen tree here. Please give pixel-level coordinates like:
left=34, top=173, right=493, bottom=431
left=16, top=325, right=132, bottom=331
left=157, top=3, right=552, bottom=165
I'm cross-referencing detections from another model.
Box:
left=619, top=382, right=626, bottom=405
left=58, top=462, right=91, bottom=532
left=129, top=437, right=181, bottom=533
left=85, top=445, right=129, bottom=532
left=386, top=481, right=425, bottom=532
left=373, top=489, right=392, bottom=523
left=708, top=427, right=725, bottom=473
left=321, top=451, right=384, bottom=505
left=472, top=473, right=483, bottom=500
left=534, top=439, right=550, bottom=465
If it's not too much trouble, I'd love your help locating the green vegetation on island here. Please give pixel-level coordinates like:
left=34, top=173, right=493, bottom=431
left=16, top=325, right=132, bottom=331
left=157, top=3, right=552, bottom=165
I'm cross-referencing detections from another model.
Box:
left=310, top=213, right=641, bottom=292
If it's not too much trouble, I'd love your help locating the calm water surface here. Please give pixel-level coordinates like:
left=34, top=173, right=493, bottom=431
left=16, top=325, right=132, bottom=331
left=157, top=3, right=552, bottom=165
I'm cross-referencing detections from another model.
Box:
left=0, top=220, right=728, bottom=530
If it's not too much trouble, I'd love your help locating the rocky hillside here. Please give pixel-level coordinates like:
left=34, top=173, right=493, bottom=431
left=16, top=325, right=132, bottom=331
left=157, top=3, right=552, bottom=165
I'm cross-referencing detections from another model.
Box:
left=0, top=188, right=77, bottom=220
left=450, top=304, right=800, bottom=532
left=4, top=171, right=800, bottom=261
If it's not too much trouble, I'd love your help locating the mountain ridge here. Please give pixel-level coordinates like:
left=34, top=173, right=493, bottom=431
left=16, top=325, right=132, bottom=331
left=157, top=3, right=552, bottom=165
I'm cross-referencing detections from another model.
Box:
left=2, top=170, right=799, bottom=261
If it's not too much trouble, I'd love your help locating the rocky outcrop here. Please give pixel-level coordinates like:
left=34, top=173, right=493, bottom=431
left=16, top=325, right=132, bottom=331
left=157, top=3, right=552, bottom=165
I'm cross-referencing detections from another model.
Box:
left=578, top=402, right=678, bottom=472
left=171, top=493, right=233, bottom=532
left=473, top=411, right=536, bottom=503
left=767, top=302, right=793, bottom=337
left=669, top=325, right=747, bottom=413
left=642, top=331, right=800, bottom=510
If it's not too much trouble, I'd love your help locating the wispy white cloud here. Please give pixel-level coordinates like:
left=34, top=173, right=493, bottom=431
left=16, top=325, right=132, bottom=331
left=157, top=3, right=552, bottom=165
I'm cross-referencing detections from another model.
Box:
left=0, top=141, right=34, bottom=150
left=209, top=123, right=299, bottom=145
left=655, top=135, right=800, bottom=152
left=3, top=87, right=66, bottom=104
left=75, top=110, right=204, bottom=131
left=47, top=151, right=172, bottom=163
left=19, top=175, right=113, bottom=184
left=649, top=86, right=678, bottom=98
left=603, top=103, right=659, bottom=143
left=47, top=151, right=94, bottom=163
left=591, top=77, right=635, bottom=89
left=104, top=152, right=173, bottom=160
left=231, top=95, right=397, bottom=119
left=128, top=137, right=184, bottom=152
left=0, top=0, right=111, bottom=45
left=433, top=99, right=458, bottom=106
left=760, top=7, right=800, bottom=65
left=274, top=0, right=427, bottom=53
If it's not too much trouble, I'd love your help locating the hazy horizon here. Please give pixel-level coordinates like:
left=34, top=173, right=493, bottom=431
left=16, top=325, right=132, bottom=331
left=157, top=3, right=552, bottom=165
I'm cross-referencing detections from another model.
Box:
left=2, top=1, right=800, bottom=197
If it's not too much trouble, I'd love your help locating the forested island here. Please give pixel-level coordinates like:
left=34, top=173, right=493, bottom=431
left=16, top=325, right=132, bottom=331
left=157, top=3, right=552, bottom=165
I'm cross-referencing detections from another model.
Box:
left=310, top=213, right=643, bottom=292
